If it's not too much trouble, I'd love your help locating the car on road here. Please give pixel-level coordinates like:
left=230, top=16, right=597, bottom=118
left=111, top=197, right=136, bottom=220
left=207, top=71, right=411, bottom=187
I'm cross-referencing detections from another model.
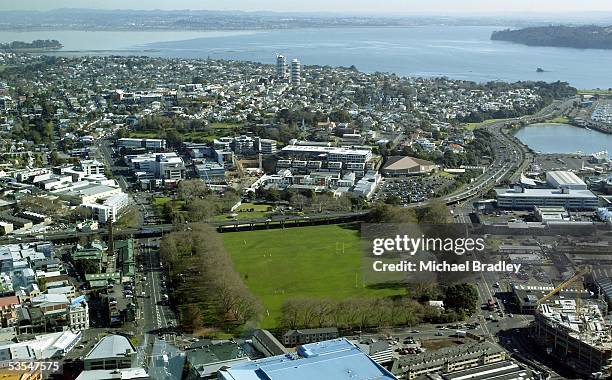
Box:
left=435, top=331, right=444, bottom=336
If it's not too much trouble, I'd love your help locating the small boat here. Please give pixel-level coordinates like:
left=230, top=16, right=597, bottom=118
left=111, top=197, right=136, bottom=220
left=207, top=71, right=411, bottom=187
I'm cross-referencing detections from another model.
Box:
left=536, top=67, right=545, bottom=73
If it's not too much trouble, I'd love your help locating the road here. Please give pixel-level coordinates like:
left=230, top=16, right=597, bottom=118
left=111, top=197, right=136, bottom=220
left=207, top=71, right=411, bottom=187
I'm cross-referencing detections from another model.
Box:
left=135, top=238, right=178, bottom=370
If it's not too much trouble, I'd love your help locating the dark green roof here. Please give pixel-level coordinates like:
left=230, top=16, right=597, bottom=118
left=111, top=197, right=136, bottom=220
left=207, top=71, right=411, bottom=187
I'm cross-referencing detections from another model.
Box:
left=187, top=341, right=248, bottom=366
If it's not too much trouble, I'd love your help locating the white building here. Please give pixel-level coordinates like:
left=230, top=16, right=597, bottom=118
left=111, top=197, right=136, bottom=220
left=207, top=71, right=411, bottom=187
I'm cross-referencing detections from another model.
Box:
left=352, top=171, right=382, bottom=199
left=496, top=171, right=598, bottom=210
left=156, top=154, right=185, bottom=181
left=80, top=160, right=105, bottom=176
left=68, top=299, right=90, bottom=330
left=52, top=182, right=123, bottom=205
left=257, top=138, right=278, bottom=155
left=495, top=186, right=599, bottom=210
left=291, top=58, right=301, bottom=84
left=546, top=171, right=587, bottom=190
left=82, top=192, right=130, bottom=223
left=281, top=145, right=373, bottom=164
left=126, top=153, right=185, bottom=181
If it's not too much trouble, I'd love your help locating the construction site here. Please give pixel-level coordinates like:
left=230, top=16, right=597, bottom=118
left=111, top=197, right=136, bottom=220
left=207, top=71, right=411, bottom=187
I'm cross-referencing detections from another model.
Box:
left=533, top=300, right=612, bottom=378
left=526, top=266, right=612, bottom=379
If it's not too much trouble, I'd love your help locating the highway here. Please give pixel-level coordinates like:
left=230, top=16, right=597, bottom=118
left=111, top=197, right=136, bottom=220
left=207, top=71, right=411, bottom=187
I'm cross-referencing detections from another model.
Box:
left=443, top=97, right=579, bottom=208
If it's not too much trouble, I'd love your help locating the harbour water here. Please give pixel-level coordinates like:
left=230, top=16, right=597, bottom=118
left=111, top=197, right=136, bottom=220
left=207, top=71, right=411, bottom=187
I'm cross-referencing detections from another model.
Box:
left=1, top=26, right=612, bottom=89
left=514, top=123, right=612, bottom=157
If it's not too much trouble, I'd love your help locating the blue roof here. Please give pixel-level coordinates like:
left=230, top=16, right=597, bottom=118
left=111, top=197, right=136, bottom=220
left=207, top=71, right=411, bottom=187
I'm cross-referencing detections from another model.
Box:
left=70, top=295, right=87, bottom=307
left=219, top=338, right=397, bottom=380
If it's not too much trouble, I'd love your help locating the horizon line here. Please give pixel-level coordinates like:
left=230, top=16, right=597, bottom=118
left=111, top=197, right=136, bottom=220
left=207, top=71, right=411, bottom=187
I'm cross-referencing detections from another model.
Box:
left=3, top=8, right=612, bottom=16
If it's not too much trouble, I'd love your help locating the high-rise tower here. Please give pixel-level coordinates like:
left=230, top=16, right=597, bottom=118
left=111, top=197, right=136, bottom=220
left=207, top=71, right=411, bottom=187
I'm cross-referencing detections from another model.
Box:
left=291, top=58, right=301, bottom=84
left=276, top=54, right=287, bottom=79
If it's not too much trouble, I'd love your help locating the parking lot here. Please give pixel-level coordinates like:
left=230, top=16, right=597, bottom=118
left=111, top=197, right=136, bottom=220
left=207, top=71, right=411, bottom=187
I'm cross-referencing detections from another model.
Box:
left=375, top=176, right=453, bottom=205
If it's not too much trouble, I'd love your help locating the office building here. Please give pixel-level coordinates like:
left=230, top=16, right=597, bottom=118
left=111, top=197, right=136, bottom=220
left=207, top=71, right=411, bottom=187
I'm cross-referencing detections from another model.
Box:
left=126, top=153, right=185, bottom=181
left=495, top=186, right=599, bottom=210
left=82, top=192, right=130, bottom=224
left=116, top=138, right=166, bottom=151
left=256, top=138, right=278, bottom=155
left=496, top=170, right=598, bottom=210
left=232, top=135, right=255, bottom=155
left=281, top=145, right=373, bottom=164
left=68, top=298, right=90, bottom=330
left=80, top=160, right=106, bottom=176
left=185, top=339, right=251, bottom=379
left=195, top=162, right=226, bottom=184
left=52, top=182, right=123, bottom=205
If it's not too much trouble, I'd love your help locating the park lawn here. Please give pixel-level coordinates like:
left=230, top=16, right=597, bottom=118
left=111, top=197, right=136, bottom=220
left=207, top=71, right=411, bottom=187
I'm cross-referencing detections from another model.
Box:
left=463, top=118, right=508, bottom=131
left=213, top=202, right=273, bottom=221
left=151, top=196, right=185, bottom=215
left=546, top=116, right=570, bottom=124
left=578, top=89, right=612, bottom=95
left=436, top=171, right=454, bottom=178
left=152, top=197, right=174, bottom=207
left=210, top=122, right=241, bottom=130
left=222, top=225, right=406, bottom=329
left=128, top=131, right=158, bottom=138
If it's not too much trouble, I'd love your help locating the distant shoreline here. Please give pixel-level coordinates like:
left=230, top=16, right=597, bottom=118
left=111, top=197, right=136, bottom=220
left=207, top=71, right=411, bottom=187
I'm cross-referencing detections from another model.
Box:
left=491, top=25, right=612, bottom=50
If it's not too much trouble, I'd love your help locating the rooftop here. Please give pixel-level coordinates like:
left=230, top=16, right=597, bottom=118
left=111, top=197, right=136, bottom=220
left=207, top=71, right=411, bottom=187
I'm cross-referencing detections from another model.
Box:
left=546, top=171, right=586, bottom=187
left=75, top=367, right=148, bottom=380
left=439, top=360, right=537, bottom=380
left=219, top=338, right=397, bottom=380
left=84, top=335, right=135, bottom=361
left=395, top=341, right=505, bottom=370
left=281, top=145, right=372, bottom=156
left=495, top=187, right=597, bottom=199
left=382, top=156, right=436, bottom=171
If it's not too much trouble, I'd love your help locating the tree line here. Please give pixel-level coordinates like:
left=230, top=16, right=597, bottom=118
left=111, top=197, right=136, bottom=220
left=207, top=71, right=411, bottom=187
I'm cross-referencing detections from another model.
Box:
left=160, top=224, right=262, bottom=333
left=159, top=180, right=240, bottom=223
left=492, top=25, right=612, bottom=50
left=279, top=283, right=478, bottom=331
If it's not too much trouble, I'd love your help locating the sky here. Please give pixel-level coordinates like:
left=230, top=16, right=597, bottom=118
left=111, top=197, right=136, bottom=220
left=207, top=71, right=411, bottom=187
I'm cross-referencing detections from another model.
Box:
left=2, top=0, right=612, bottom=14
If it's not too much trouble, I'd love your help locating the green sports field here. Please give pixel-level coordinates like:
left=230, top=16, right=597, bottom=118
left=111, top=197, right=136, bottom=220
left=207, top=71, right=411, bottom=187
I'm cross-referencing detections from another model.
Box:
left=221, top=224, right=406, bottom=328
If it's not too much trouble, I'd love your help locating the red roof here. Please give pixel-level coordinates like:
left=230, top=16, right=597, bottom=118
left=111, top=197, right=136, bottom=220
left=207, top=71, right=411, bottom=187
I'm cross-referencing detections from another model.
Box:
left=0, top=296, right=19, bottom=307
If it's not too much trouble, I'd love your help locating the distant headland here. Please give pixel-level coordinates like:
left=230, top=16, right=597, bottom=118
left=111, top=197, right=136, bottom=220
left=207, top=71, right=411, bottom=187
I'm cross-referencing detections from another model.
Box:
left=491, top=25, right=612, bottom=49
left=0, top=39, right=63, bottom=51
